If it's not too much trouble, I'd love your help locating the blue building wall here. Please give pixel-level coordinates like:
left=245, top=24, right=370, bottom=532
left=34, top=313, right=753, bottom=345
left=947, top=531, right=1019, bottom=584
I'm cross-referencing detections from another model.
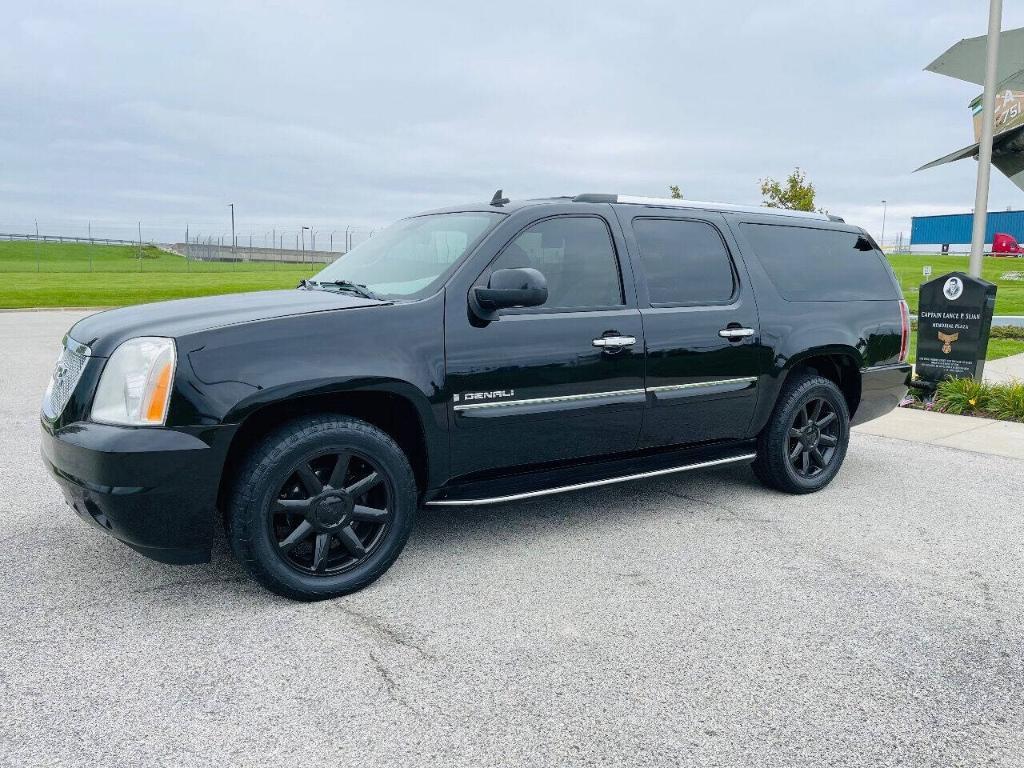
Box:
left=911, top=210, right=1024, bottom=244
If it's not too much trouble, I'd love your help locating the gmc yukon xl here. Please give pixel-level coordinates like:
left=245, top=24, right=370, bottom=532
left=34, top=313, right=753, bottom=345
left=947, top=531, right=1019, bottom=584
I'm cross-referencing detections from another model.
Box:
left=41, top=193, right=911, bottom=600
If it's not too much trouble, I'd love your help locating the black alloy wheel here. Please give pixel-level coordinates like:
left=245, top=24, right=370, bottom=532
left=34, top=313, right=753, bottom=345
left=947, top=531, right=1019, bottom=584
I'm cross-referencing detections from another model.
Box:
left=228, top=415, right=417, bottom=601
left=752, top=372, right=850, bottom=494
left=786, top=397, right=840, bottom=478
left=271, top=450, right=392, bottom=575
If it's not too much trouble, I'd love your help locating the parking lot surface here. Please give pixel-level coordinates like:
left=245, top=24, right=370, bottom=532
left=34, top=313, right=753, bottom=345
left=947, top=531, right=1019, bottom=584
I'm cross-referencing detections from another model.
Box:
left=2, top=310, right=1023, bottom=767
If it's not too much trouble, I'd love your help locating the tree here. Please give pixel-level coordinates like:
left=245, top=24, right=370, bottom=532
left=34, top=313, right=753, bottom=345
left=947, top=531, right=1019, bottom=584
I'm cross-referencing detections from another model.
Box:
left=759, top=167, right=819, bottom=212
left=669, top=185, right=683, bottom=199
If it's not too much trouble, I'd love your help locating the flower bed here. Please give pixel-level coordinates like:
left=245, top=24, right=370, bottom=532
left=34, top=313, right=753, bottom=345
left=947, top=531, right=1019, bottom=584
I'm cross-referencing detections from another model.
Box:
left=901, top=377, right=1024, bottom=422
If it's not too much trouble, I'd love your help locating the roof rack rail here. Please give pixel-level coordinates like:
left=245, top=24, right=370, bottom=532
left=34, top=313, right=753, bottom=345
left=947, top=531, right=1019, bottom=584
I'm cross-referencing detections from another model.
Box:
left=571, top=193, right=832, bottom=221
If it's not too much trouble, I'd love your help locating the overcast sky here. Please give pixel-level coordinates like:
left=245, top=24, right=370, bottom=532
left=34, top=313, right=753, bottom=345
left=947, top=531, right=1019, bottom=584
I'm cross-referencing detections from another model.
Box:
left=5, top=0, right=1024, bottom=244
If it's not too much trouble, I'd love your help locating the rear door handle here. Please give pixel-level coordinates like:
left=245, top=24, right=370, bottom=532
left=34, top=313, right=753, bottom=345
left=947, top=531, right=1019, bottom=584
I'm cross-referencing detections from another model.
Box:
left=718, top=327, right=755, bottom=339
left=593, top=335, right=637, bottom=348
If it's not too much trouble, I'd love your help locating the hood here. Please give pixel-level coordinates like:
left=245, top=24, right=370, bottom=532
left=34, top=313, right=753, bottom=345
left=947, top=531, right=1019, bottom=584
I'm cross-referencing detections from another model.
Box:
left=69, top=289, right=386, bottom=356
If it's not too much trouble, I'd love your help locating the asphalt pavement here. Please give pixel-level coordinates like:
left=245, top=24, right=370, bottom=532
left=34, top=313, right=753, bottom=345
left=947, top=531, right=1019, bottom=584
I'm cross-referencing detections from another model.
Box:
left=2, top=310, right=1022, bottom=767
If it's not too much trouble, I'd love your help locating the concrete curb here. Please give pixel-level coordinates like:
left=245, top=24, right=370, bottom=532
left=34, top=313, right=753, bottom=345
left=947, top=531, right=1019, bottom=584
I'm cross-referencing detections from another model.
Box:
left=854, top=407, right=1024, bottom=461
left=0, top=307, right=111, bottom=312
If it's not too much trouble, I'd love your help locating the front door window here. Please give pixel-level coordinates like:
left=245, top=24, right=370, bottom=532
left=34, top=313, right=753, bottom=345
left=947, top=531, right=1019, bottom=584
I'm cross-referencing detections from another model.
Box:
left=488, top=216, right=624, bottom=310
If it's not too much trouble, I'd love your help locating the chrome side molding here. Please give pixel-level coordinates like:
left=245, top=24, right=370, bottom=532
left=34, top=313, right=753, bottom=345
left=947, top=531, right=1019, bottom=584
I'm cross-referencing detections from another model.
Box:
left=453, top=388, right=645, bottom=412
left=647, top=376, right=757, bottom=394
left=454, top=377, right=759, bottom=413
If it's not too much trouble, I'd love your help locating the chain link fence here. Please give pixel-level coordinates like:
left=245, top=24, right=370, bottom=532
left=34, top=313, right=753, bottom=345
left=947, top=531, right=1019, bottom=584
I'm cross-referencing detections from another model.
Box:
left=0, top=225, right=376, bottom=273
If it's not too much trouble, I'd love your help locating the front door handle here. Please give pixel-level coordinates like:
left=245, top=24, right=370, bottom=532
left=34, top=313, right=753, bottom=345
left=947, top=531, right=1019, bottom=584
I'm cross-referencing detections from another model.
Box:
left=593, top=335, right=637, bottom=348
left=718, top=327, right=755, bottom=340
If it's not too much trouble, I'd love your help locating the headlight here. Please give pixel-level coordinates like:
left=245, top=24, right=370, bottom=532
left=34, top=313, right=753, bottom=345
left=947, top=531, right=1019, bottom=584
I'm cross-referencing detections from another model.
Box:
left=91, top=337, right=177, bottom=426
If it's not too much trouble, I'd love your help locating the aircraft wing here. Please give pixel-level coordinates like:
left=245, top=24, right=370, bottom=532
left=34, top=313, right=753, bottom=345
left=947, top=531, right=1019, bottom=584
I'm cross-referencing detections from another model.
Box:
left=915, top=141, right=984, bottom=172
left=926, top=27, right=1024, bottom=85
left=916, top=122, right=1024, bottom=172
left=992, top=151, right=1024, bottom=188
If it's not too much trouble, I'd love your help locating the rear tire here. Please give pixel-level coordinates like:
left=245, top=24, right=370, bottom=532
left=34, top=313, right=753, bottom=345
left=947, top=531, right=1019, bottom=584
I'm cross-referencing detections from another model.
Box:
left=752, top=372, right=850, bottom=494
left=228, top=415, right=417, bottom=601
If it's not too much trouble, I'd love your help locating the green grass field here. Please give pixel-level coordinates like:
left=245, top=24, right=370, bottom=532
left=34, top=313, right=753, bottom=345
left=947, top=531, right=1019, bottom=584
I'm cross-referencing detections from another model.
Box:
left=0, top=241, right=317, bottom=308
left=886, top=252, right=1024, bottom=315
left=2, top=241, right=1024, bottom=329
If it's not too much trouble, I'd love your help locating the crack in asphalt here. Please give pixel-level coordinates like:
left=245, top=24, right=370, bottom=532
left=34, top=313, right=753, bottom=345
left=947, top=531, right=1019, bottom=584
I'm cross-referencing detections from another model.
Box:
left=367, top=649, right=418, bottom=713
left=339, top=606, right=435, bottom=660
left=666, top=490, right=780, bottom=523
left=337, top=607, right=449, bottom=718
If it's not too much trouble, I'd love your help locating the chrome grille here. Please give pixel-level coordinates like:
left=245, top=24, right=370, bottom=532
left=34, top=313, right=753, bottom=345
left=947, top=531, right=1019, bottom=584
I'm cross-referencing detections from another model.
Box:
left=42, top=336, right=91, bottom=420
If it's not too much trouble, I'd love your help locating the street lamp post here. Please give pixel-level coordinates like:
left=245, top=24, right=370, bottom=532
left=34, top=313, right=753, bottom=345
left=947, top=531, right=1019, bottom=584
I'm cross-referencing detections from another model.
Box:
left=228, top=203, right=236, bottom=261
left=301, top=226, right=309, bottom=263
left=880, top=200, right=888, bottom=250
left=969, top=0, right=1004, bottom=277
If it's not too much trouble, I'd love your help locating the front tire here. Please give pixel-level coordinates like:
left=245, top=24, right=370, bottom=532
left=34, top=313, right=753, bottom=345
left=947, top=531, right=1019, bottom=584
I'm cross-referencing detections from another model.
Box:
left=752, top=372, right=850, bottom=494
left=228, top=415, right=417, bottom=601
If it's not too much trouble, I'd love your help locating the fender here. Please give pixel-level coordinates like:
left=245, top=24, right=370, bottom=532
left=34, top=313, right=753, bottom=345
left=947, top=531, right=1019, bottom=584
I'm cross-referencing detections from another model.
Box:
left=749, top=299, right=900, bottom=434
left=169, top=294, right=451, bottom=487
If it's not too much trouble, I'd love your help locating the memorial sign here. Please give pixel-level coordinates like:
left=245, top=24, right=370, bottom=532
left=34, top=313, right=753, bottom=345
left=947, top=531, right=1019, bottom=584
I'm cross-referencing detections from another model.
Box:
left=915, top=271, right=997, bottom=383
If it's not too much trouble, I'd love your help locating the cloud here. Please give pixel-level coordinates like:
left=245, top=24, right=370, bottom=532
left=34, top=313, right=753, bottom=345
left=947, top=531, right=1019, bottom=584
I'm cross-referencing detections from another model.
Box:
left=3, top=0, right=1024, bottom=243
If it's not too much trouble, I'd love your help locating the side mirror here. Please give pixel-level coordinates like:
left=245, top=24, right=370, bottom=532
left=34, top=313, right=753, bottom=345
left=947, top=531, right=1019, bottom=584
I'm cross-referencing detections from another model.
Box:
left=470, top=267, right=547, bottom=319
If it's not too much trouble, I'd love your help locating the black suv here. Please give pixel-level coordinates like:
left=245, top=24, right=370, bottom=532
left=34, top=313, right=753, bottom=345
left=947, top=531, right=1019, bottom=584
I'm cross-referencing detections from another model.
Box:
left=41, top=193, right=911, bottom=600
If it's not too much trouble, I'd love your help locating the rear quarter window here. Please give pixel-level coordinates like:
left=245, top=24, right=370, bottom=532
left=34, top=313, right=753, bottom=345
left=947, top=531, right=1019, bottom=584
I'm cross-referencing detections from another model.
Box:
left=740, top=223, right=898, bottom=302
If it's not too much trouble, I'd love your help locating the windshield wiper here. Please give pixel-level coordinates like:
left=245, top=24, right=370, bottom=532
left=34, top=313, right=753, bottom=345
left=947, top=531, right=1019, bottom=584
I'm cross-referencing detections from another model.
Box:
left=300, top=279, right=381, bottom=300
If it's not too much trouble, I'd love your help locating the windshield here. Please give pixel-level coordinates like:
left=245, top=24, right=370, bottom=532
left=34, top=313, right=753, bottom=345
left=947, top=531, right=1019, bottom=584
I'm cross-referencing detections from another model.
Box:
left=312, top=212, right=503, bottom=300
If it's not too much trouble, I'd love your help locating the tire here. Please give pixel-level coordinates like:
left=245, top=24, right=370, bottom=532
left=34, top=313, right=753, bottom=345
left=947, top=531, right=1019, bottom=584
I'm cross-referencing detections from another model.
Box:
left=752, top=372, right=850, bottom=494
left=227, top=414, right=417, bottom=601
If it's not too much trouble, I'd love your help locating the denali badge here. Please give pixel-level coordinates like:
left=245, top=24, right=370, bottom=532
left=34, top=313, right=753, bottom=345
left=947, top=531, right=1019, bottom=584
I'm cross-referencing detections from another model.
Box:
left=455, top=390, right=515, bottom=403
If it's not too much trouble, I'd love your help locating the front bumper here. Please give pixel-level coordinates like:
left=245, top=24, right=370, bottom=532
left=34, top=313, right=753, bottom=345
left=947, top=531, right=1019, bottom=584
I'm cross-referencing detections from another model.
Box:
left=40, top=419, right=234, bottom=564
left=851, top=362, right=913, bottom=426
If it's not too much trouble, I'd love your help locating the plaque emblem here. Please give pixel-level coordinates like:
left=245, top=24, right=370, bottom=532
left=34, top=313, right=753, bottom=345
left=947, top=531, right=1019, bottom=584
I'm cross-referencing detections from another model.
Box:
left=937, top=331, right=959, bottom=354
left=942, top=276, right=964, bottom=301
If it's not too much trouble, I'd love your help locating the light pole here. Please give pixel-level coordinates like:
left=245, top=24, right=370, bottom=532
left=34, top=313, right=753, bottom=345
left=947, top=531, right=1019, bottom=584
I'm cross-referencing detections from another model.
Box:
left=301, top=226, right=309, bottom=262
left=228, top=203, right=236, bottom=260
left=969, top=0, right=1004, bottom=277
left=880, top=200, right=887, bottom=250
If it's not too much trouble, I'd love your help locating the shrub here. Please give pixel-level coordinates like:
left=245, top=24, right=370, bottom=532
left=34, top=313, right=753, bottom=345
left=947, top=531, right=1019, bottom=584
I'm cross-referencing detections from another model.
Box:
left=935, top=377, right=990, bottom=415
left=988, top=381, right=1024, bottom=422
left=933, top=377, right=1024, bottom=421
left=990, top=325, right=1024, bottom=340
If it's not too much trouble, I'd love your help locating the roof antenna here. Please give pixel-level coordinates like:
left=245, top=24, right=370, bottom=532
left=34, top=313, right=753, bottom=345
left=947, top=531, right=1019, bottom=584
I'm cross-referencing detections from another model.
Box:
left=489, top=189, right=510, bottom=207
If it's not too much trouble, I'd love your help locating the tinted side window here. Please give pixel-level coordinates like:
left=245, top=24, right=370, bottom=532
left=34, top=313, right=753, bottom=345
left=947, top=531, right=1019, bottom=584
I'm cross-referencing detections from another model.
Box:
left=490, top=216, right=623, bottom=308
left=741, top=223, right=899, bottom=302
left=633, top=218, right=736, bottom=305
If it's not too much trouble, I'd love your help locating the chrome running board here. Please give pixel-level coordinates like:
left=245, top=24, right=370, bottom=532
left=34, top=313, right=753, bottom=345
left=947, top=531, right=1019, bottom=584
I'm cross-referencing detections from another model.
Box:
left=425, top=452, right=757, bottom=506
